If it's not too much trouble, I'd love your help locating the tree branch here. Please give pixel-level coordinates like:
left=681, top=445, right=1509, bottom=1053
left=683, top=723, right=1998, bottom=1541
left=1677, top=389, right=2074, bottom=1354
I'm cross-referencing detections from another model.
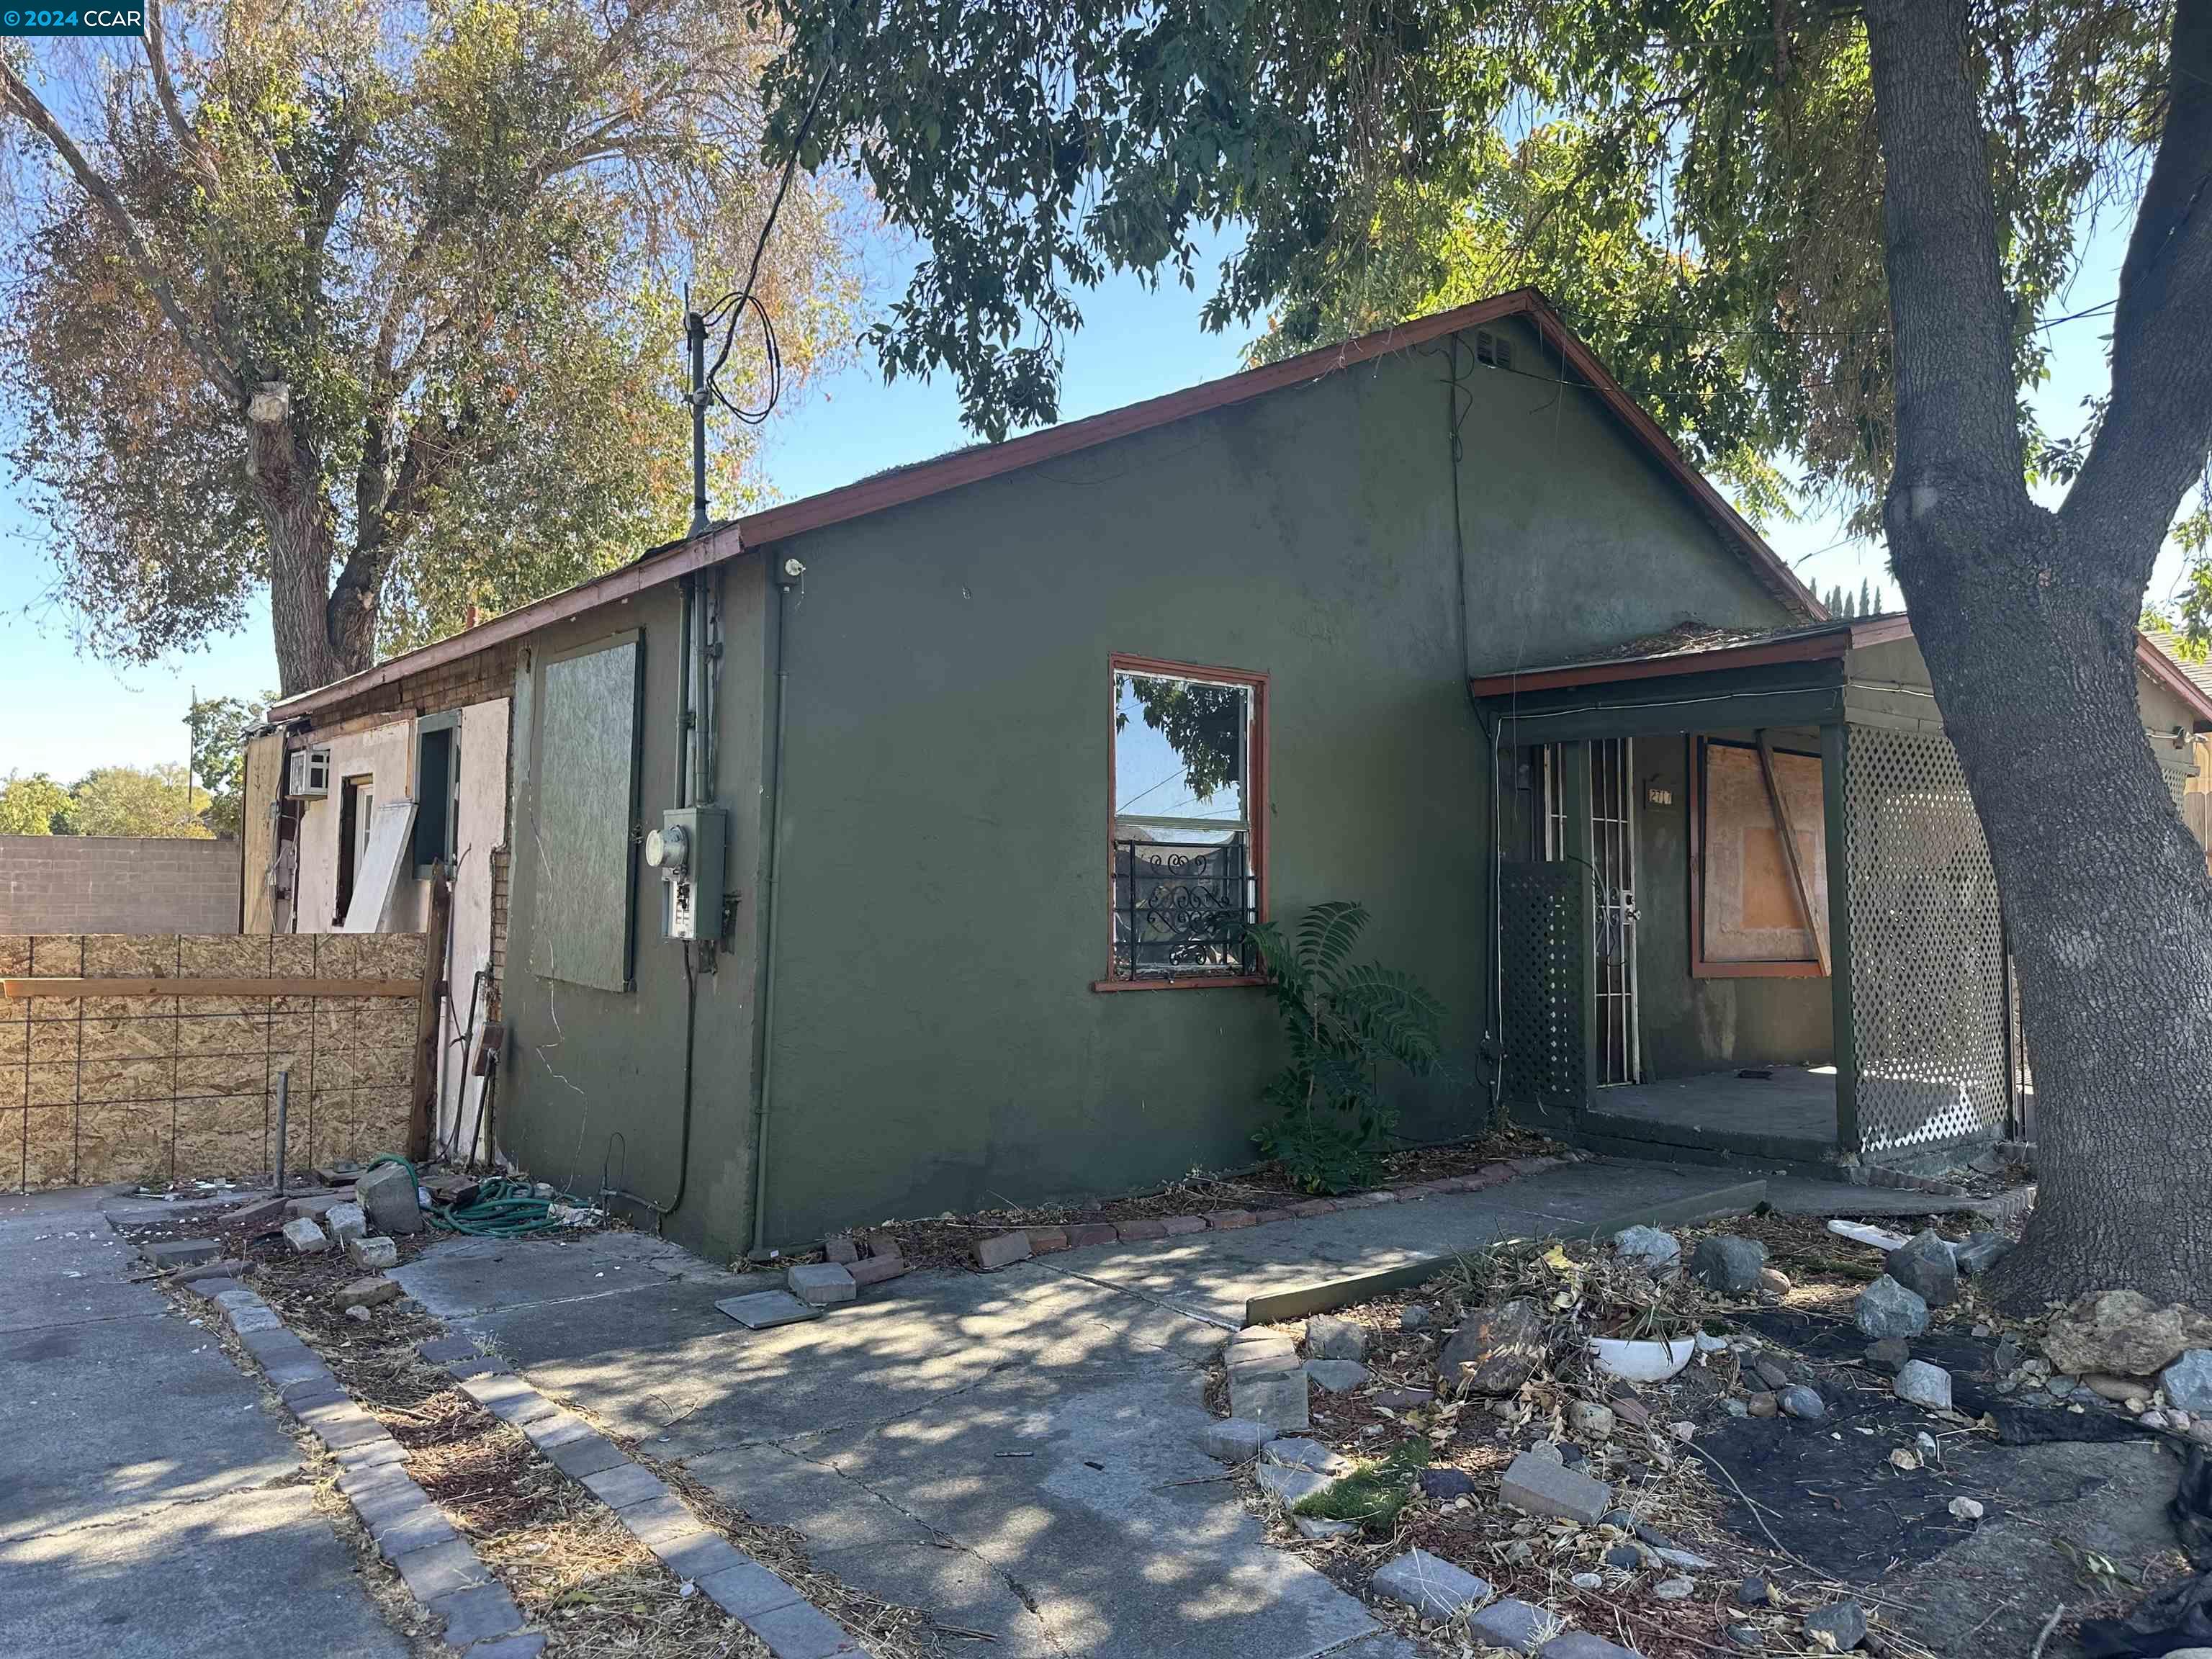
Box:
left=0, top=65, right=243, bottom=405
left=141, top=0, right=211, bottom=181
left=1861, top=0, right=2028, bottom=518
left=2059, top=0, right=2212, bottom=585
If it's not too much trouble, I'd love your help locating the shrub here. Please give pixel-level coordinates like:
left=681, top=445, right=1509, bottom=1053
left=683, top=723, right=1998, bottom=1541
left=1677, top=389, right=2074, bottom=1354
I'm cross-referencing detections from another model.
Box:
left=1248, top=901, right=1446, bottom=1194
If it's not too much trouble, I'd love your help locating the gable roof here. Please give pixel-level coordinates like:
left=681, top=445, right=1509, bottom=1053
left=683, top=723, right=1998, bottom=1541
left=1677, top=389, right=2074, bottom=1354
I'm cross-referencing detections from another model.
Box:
left=273, top=287, right=1820, bottom=720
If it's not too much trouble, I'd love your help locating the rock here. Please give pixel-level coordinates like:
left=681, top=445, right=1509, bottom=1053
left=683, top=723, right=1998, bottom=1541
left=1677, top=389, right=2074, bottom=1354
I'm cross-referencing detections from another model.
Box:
left=335, top=1275, right=400, bottom=1310
left=2044, top=1291, right=2212, bottom=1377
left=344, top=1304, right=373, bottom=1324
left=1864, top=1337, right=1912, bottom=1373
left=973, top=1231, right=1032, bottom=1270
left=1540, top=1637, right=1642, bottom=1659
left=1572, top=1572, right=1604, bottom=1591
left=787, top=1262, right=857, bottom=1305
left=1614, top=1226, right=1681, bottom=1275
left=346, top=1233, right=397, bottom=1270
left=1467, top=1596, right=1549, bottom=1652
left=1779, top=1385, right=1826, bottom=1421
left=1727, top=1623, right=1765, bottom=1650
left=1751, top=1357, right=1791, bottom=1390
left=1306, top=1359, right=1370, bottom=1393
left=1295, top=1516, right=1357, bottom=1539
left=323, top=1202, right=368, bottom=1245
left=1655, top=1546, right=1717, bottom=1570
left=1856, top=1276, right=1931, bottom=1339
left=1726, top=1400, right=1749, bottom=1419
left=1804, top=1600, right=1869, bottom=1650
left=1759, top=1267, right=1794, bottom=1297
left=1529, top=1441, right=1564, bottom=1463
left=1746, top=1391, right=1779, bottom=1418
left=1737, top=1577, right=1773, bottom=1608
left=1499, top=1449, right=1611, bottom=1524
left=1264, top=1438, right=1352, bottom=1475
left=2082, top=1373, right=2149, bottom=1404
left=354, top=1161, right=426, bottom=1236
left=1230, top=1364, right=1310, bottom=1431
left=282, top=1216, right=330, bottom=1254
left=1886, top=1230, right=1959, bottom=1308
left=1370, top=1387, right=1434, bottom=1410
left=1416, top=1467, right=1478, bottom=1501
left=2141, top=1409, right=2170, bottom=1429
left=1439, top=1298, right=1547, bottom=1396
left=1254, top=1462, right=1335, bottom=1510
left=1399, top=1305, right=1434, bottom=1331
left=1370, top=1549, right=1491, bottom=1619
left=1669, top=1420, right=1696, bottom=1443
left=1307, top=1315, right=1368, bottom=1361
left=1654, top=1577, right=1695, bottom=1601
left=1568, top=1401, right=1617, bottom=1440
left=1604, top=1543, right=1644, bottom=1570
left=1893, top=1360, right=1954, bottom=1412
left=1691, top=1236, right=1769, bottom=1295
left=1200, top=1419, right=1277, bottom=1463
left=1949, top=1497, right=1984, bottom=1521
left=2164, top=1351, right=2212, bottom=1413
left=1953, top=1231, right=2013, bottom=1276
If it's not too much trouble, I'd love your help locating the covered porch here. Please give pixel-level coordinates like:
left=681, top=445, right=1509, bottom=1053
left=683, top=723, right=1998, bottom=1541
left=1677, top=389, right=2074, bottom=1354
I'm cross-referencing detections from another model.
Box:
left=1473, top=615, right=2046, bottom=1177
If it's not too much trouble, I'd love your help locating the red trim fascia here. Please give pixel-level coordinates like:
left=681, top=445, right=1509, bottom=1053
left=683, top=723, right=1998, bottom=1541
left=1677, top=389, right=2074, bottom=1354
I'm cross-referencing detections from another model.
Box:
left=279, top=285, right=1815, bottom=721
left=271, top=529, right=741, bottom=721
left=2137, top=632, right=2212, bottom=729
left=1105, top=652, right=1269, bottom=989
left=1470, top=629, right=1853, bottom=699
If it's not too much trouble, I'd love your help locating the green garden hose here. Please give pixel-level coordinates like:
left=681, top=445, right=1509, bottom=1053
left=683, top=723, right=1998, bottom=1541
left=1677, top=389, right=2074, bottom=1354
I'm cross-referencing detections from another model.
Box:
left=363, top=1155, right=586, bottom=1238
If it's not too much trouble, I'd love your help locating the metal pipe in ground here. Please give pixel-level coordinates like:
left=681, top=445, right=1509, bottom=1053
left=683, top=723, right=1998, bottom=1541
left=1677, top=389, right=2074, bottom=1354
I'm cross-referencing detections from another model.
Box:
left=274, top=1066, right=289, bottom=1196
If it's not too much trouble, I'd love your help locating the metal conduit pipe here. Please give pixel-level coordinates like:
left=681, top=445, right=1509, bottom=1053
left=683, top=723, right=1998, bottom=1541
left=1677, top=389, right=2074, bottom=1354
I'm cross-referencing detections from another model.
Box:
left=747, top=557, right=802, bottom=1259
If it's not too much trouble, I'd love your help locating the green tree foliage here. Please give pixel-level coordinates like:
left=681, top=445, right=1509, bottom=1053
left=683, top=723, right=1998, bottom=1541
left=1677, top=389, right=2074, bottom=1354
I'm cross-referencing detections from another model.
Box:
left=0, top=772, right=74, bottom=835
left=68, top=765, right=213, bottom=837
left=1115, top=673, right=1244, bottom=804
left=1, top=0, right=863, bottom=694
left=185, top=694, right=266, bottom=837
left=1247, top=902, right=1445, bottom=1194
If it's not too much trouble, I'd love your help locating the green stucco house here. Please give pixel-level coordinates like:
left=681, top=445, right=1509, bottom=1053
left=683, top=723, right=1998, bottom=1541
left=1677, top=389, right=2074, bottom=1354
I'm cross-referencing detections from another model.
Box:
left=261, top=288, right=2212, bottom=1262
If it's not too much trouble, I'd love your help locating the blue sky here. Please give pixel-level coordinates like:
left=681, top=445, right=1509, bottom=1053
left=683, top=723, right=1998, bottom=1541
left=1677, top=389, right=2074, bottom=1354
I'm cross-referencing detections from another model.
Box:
left=0, top=216, right=2184, bottom=778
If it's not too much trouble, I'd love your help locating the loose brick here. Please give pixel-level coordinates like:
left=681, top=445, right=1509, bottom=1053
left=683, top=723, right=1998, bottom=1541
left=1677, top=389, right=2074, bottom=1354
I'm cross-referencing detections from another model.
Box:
left=1289, top=1199, right=1339, bottom=1218
left=1025, top=1227, right=1070, bottom=1254
left=1113, top=1217, right=1167, bottom=1241
left=787, top=1262, right=858, bottom=1304
left=1064, top=1222, right=1118, bottom=1249
left=845, top=1255, right=910, bottom=1288
left=1204, top=1209, right=1256, bottom=1231
left=1161, top=1215, right=1208, bottom=1236
left=973, top=1232, right=1033, bottom=1271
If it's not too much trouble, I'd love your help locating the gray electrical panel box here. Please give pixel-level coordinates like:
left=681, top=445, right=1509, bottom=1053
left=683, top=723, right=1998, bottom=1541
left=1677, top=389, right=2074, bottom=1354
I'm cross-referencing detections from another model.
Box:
left=645, top=806, right=727, bottom=941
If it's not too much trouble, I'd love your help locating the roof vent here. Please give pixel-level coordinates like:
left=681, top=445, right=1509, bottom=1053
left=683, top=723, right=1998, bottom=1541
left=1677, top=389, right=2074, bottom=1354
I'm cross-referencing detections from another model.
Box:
left=1474, top=329, right=1513, bottom=370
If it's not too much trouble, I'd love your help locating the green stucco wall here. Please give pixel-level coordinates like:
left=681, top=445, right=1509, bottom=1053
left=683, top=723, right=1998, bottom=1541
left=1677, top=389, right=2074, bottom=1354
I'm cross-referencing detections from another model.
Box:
left=496, top=323, right=1809, bottom=1251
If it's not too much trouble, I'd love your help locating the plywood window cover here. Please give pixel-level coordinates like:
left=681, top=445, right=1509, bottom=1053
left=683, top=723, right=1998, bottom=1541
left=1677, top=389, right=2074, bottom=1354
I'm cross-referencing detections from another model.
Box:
left=1690, top=735, right=1830, bottom=979
left=526, top=630, right=643, bottom=994
left=1097, top=652, right=1269, bottom=992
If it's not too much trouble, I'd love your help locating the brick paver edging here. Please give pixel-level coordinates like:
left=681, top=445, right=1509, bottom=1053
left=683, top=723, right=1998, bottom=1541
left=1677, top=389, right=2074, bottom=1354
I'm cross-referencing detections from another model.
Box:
left=968, top=1154, right=1568, bottom=1270
left=189, top=1280, right=544, bottom=1658
left=416, top=1336, right=873, bottom=1659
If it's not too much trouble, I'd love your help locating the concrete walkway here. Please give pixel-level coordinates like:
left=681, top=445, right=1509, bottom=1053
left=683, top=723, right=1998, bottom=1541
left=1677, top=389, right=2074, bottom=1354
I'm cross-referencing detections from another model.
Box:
left=393, top=1158, right=1750, bottom=1659
left=0, top=1187, right=406, bottom=1659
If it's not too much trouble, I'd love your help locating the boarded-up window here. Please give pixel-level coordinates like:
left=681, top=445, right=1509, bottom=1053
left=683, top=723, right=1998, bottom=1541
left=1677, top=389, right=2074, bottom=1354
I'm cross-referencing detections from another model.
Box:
left=528, top=634, right=642, bottom=992
left=1694, top=737, right=1828, bottom=974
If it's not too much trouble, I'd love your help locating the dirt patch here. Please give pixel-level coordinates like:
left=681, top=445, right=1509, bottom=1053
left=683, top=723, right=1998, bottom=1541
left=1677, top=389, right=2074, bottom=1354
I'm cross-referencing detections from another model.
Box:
left=791, top=1128, right=1567, bottom=1274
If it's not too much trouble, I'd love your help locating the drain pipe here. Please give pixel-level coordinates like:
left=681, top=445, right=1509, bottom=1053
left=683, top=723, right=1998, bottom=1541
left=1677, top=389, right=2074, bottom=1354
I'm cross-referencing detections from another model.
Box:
left=747, top=555, right=803, bottom=1259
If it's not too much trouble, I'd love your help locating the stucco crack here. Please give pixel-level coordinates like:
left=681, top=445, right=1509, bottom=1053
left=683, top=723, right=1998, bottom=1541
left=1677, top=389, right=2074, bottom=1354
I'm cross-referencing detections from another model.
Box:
left=757, top=1436, right=1076, bottom=1658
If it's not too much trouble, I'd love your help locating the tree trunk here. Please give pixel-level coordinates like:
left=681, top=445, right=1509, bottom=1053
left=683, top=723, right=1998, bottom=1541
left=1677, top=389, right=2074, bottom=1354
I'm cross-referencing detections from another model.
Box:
left=246, top=382, right=371, bottom=696
left=1863, top=0, right=2212, bottom=1310
left=1888, top=503, right=2212, bottom=1310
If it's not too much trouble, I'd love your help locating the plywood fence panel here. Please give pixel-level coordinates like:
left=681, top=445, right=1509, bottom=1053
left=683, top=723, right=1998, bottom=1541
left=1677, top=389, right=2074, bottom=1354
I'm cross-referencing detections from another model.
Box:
left=0, top=932, right=426, bottom=1192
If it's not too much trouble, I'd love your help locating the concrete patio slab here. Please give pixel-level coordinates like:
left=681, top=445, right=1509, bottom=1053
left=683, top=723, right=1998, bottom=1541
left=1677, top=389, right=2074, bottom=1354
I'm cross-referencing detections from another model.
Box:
left=391, top=1156, right=1761, bottom=1659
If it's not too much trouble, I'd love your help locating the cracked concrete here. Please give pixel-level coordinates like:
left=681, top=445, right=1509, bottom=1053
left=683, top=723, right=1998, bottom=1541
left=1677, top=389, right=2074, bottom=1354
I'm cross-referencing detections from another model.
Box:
left=0, top=1186, right=407, bottom=1659
left=394, top=1156, right=1745, bottom=1657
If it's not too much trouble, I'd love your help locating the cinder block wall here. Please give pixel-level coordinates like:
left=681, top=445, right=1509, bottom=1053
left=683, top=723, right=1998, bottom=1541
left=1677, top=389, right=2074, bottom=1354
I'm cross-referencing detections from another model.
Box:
left=0, top=837, right=243, bottom=935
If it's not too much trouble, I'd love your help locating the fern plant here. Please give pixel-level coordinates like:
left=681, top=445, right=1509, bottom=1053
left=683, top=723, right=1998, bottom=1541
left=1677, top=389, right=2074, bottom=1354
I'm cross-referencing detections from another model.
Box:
left=1247, top=901, right=1447, bottom=1194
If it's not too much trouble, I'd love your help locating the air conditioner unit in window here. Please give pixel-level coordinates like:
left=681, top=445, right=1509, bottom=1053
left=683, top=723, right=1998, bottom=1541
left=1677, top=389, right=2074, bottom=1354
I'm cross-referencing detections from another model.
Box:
left=288, top=745, right=332, bottom=799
